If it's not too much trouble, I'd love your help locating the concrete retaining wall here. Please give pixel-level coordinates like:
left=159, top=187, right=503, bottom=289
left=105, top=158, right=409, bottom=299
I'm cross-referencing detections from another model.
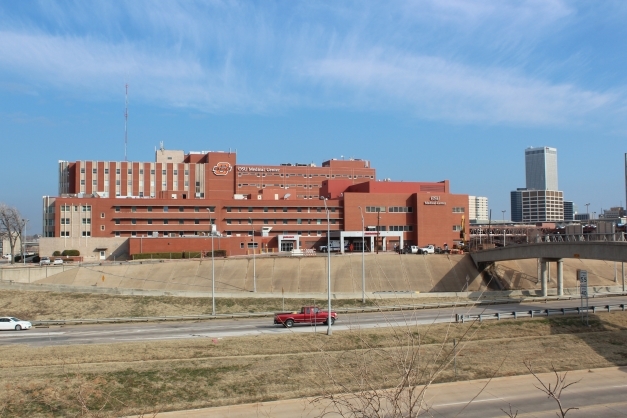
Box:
left=29, top=253, right=484, bottom=295
left=0, top=264, right=79, bottom=283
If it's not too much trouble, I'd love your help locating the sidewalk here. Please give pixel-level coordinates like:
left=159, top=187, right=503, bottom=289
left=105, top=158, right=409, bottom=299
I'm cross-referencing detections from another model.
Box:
left=131, top=366, right=627, bottom=417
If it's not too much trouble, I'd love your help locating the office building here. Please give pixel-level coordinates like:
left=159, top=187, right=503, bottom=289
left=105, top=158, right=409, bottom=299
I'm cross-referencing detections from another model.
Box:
left=525, top=146, right=558, bottom=190
left=468, top=196, right=488, bottom=223
left=522, top=190, right=564, bottom=223
left=563, top=201, right=574, bottom=221
left=510, top=188, right=526, bottom=223
left=600, top=207, right=625, bottom=220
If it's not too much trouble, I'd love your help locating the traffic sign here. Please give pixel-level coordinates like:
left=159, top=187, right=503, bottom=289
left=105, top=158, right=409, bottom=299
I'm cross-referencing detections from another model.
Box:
left=578, top=270, right=588, bottom=297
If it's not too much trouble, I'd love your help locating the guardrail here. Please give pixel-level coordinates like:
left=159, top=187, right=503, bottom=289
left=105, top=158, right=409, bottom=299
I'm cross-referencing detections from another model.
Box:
left=456, top=304, right=627, bottom=323
left=30, top=294, right=627, bottom=326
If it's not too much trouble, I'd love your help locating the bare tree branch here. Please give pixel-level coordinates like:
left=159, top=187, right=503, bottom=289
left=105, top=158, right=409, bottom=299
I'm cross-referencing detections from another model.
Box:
left=0, top=204, right=27, bottom=264
left=524, top=361, right=580, bottom=418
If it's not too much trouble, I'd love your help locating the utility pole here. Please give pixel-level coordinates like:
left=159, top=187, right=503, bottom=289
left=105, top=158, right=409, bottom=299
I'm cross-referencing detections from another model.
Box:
left=323, top=198, right=332, bottom=336
left=359, top=206, right=365, bottom=303
left=250, top=217, right=256, bottom=292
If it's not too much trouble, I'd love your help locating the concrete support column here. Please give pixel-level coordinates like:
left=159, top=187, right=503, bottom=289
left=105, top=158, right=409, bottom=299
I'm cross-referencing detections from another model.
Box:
left=541, top=260, right=548, bottom=297
left=557, top=259, right=563, bottom=296
left=537, top=259, right=541, bottom=287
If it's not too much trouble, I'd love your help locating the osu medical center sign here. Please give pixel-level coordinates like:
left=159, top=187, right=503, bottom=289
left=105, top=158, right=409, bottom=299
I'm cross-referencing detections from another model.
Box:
left=424, top=196, right=446, bottom=205
left=237, top=166, right=280, bottom=173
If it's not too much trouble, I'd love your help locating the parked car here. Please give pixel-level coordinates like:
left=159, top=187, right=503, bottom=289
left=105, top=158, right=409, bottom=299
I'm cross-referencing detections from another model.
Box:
left=0, top=317, right=32, bottom=331
left=418, top=245, right=435, bottom=254
left=397, top=245, right=418, bottom=254
left=53, top=258, right=64, bottom=265
left=274, top=306, right=338, bottom=328
left=319, top=241, right=350, bottom=253
left=39, top=257, right=51, bottom=265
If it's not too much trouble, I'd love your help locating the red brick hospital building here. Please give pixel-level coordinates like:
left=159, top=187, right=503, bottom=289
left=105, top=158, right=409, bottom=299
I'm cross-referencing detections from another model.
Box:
left=41, top=148, right=468, bottom=260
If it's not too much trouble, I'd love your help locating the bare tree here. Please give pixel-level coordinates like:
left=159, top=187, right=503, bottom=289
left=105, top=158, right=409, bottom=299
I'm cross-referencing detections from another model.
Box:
left=0, top=204, right=27, bottom=264
left=309, top=302, right=493, bottom=417
left=501, top=403, right=518, bottom=417
left=525, top=361, right=580, bottom=418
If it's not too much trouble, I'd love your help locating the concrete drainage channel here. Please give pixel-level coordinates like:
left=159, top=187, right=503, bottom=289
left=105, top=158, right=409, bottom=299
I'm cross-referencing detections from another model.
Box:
left=31, top=293, right=626, bottom=327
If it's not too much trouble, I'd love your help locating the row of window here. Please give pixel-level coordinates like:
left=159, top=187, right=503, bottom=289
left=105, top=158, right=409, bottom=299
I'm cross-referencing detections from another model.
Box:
left=114, top=218, right=339, bottom=226
left=114, top=206, right=216, bottom=213
left=226, top=219, right=336, bottom=225
left=59, top=231, right=90, bottom=237
left=238, top=173, right=373, bottom=179
left=371, top=225, right=413, bottom=231
left=389, top=206, right=413, bottom=213
left=61, top=205, right=91, bottom=212
left=81, top=179, right=190, bottom=187
left=60, top=218, right=91, bottom=225
left=367, top=206, right=464, bottom=214
left=61, top=223, right=461, bottom=237
left=389, top=225, right=413, bottom=231
left=80, top=167, right=191, bottom=176
left=226, top=207, right=336, bottom=213
left=118, top=219, right=215, bottom=225
left=238, top=184, right=320, bottom=188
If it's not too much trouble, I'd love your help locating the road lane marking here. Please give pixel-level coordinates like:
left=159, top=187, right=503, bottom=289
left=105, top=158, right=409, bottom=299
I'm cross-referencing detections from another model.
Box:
left=434, top=397, right=501, bottom=407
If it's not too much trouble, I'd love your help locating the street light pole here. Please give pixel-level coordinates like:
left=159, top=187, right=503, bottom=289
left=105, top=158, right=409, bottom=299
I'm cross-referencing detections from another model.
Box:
left=376, top=209, right=380, bottom=254
left=501, top=210, right=506, bottom=247
left=249, top=217, right=256, bottom=293
left=359, top=206, right=365, bottom=304
left=207, top=209, right=215, bottom=316
left=21, top=219, right=28, bottom=265
left=323, top=198, right=332, bottom=335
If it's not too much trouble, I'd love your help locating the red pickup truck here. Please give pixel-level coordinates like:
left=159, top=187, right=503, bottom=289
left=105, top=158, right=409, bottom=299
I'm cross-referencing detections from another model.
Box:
left=274, top=306, right=338, bottom=328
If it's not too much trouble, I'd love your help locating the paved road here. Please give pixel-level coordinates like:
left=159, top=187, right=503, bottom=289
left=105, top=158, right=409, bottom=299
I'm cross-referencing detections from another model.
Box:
left=144, top=366, right=627, bottom=417
left=2, top=296, right=627, bottom=347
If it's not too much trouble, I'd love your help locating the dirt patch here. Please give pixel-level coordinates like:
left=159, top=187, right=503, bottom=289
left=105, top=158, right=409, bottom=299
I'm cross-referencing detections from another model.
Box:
left=1, top=311, right=626, bottom=417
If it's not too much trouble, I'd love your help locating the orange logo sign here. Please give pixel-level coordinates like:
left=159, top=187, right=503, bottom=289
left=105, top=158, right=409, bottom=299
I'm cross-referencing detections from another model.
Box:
left=212, top=162, right=232, bottom=176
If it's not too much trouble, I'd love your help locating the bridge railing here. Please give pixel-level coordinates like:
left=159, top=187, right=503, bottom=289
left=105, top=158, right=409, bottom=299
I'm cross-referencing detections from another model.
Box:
left=538, top=233, right=626, bottom=243
left=469, top=232, right=626, bottom=251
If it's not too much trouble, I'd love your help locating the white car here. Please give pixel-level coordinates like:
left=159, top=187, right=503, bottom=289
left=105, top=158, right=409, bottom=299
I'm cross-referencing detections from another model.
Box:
left=0, top=317, right=32, bottom=331
left=40, top=257, right=51, bottom=265
left=53, top=258, right=63, bottom=265
left=418, top=245, right=435, bottom=254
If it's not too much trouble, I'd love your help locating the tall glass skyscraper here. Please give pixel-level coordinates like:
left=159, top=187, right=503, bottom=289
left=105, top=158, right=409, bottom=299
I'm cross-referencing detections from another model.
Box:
left=510, top=188, right=526, bottom=222
left=525, top=146, right=558, bottom=190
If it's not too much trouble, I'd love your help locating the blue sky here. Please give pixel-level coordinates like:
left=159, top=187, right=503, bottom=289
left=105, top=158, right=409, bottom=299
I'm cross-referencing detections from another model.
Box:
left=1, top=1, right=626, bottom=233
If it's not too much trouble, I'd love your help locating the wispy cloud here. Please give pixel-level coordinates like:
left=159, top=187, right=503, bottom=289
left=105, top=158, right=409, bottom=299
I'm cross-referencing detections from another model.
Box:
left=0, top=0, right=623, bottom=126
left=301, top=50, right=617, bottom=125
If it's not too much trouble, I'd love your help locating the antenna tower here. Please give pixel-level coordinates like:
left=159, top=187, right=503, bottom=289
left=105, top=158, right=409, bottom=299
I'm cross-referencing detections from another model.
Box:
left=124, top=83, right=129, bottom=161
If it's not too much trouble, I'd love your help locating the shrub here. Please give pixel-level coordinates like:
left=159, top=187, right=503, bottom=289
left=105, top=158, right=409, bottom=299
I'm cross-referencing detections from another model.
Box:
left=52, top=251, right=61, bottom=256
left=132, top=250, right=226, bottom=260
left=62, top=249, right=80, bottom=256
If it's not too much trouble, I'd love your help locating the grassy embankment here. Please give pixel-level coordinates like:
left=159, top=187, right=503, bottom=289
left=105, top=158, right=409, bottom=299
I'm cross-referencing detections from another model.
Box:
left=0, top=289, right=492, bottom=320
left=1, top=305, right=626, bottom=417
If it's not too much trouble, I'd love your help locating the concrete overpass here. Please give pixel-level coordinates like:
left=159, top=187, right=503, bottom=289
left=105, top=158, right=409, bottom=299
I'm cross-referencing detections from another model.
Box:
left=471, top=240, right=627, bottom=297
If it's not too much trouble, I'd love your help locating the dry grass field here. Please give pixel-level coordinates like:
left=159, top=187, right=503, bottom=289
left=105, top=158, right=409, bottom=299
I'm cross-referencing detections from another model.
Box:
left=1, top=310, right=626, bottom=417
left=0, top=289, right=483, bottom=320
